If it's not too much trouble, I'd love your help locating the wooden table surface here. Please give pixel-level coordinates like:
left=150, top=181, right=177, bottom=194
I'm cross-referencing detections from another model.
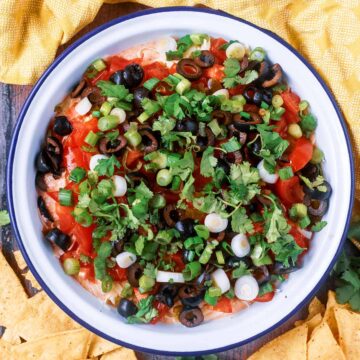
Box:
left=0, top=3, right=329, bottom=359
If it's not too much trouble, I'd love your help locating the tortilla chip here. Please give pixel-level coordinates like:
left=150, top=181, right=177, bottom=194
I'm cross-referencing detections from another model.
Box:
left=334, top=307, right=360, bottom=360
left=100, top=347, right=137, bottom=360
left=1, top=328, right=21, bottom=345
left=306, top=313, right=323, bottom=337
left=13, top=250, right=27, bottom=271
left=323, top=291, right=349, bottom=340
left=0, top=338, right=12, bottom=360
left=24, top=270, right=42, bottom=290
left=0, top=251, right=28, bottom=328
left=248, top=324, right=308, bottom=360
left=308, top=297, right=325, bottom=319
left=87, top=334, right=120, bottom=357
left=12, top=328, right=92, bottom=360
left=307, top=321, right=345, bottom=360
left=12, top=291, right=80, bottom=340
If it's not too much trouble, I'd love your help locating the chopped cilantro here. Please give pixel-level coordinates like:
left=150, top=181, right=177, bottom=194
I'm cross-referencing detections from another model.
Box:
left=200, top=147, right=218, bottom=178
left=0, top=210, right=10, bottom=227
left=311, top=221, right=327, bottom=232
left=97, top=80, right=132, bottom=101
left=94, top=155, right=120, bottom=177
left=127, top=295, right=158, bottom=324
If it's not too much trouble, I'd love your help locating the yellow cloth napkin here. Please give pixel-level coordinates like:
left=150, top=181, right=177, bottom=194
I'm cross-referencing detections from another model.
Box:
left=0, top=0, right=359, bottom=206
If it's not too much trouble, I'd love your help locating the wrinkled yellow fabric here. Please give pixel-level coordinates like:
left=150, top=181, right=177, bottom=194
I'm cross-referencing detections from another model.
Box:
left=0, top=0, right=359, bottom=205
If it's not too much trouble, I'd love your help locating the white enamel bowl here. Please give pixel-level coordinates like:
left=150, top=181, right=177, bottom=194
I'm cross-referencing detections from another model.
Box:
left=7, top=7, right=354, bottom=356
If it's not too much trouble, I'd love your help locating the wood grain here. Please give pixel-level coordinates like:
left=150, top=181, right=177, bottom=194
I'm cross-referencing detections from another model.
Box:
left=0, top=3, right=328, bottom=359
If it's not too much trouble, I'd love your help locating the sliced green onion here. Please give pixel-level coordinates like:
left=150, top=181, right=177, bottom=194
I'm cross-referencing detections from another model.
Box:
left=91, top=59, right=106, bottom=72
left=278, top=166, right=294, bottom=180
left=194, top=225, right=210, bottom=240
left=249, top=47, right=266, bottom=62
left=311, top=147, right=324, bottom=164
left=69, top=167, right=86, bottom=183
left=139, top=275, right=155, bottom=292
left=141, top=98, right=161, bottom=116
left=208, top=119, right=222, bottom=137
left=156, top=169, right=173, bottom=187
left=215, top=251, right=225, bottom=265
left=59, top=188, right=73, bottom=206
left=144, top=151, right=168, bottom=169
left=289, top=203, right=308, bottom=219
left=199, top=242, right=217, bottom=264
left=272, top=94, right=284, bottom=108
left=137, top=111, right=150, bottom=123
left=182, top=261, right=202, bottom=281
left=92, top=110, right=101, bottom=118
left=299, top=215, right=311, bottom=229
left=63, top=258, right=80, bottom=275
left=221, top=241, right=234, bottom=255
left=260, top=101, right=270, bottom=109
left=98, top=115, right=120, bottom=131
left=221, top=137, right=241, bottom=153
left=204, top=289, right=219, bottom=306
left=171, top=175, right=181, bottom=190
left=73, top=207, right=93, bottom=227
left=288, top=123, right=303, bottom=139
left=175, top=78, right=191, bottom=95
left=124, top=123, right=142, bottom=147
left=143, top=77, right=160, bottom=91
left=299, top=100, right=309, bottom=112
left=239, top=111, right=251, bottom=120
left=84, top=131, right=99, bottom=146
left=208, top=286, right=222, bottom=297
left=100, top=101, right=113, bottom=116
left=300, top=114, right=317, bottom=133
left=149, top=194, right=166, bottom=209
left=101, top=275, right=113, bottom=293
left=184, top=236, right=204, bottom=250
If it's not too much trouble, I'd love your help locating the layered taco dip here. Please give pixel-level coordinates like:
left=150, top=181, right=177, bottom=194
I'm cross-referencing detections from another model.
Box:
left=35, top=34, right=331, bottom=327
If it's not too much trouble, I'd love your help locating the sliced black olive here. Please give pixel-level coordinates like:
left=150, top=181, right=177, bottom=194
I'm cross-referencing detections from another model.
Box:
left=36, top=150, right=52, bottom=173
left=207, top=78, right=222, bottom=93
left=127, top=263, right=143, bottom=288
left=53, top=116, right=73, bottom=136
left=81, top=86, right=106, bottom=105
left=253, top=266, right=270, bottom=285
left=227, top=256, right=252, bottom=268
left=183, top=249, right=196, bottom=263
left=301, top=163, right=320, bottom=181
left=196, top=127, right=215, bottom=151
left=217, top=158, right=230, bottom=175
left=139, top=129, right=158, bottom=154
left=211, top=110, right=232, bottom=126
left=126, top=172, right=148, bottom=188
left=117, top=298, right=138, bottom=318
left=46, top=136, right=62, bottom=156
left=179, top=307, right=204, bottom=327
left=273, top=261, right=300, bottom=275
left=176, top=59, right=202, bottom=81
left=262, top=89, right=273, bottom=104
left=156, top=284, right=179, bottom=308
left=163, top=204, right=185, bottom=227
left=304, top=181, right=332, bottom=201
left=256, top=61, right=271, bottom=84
left=233, top=112, right=262, bottom=132
left=45, top=228, right=71, bottom=251
left=99, top=135, right=127, bottom=156
left=71, top=79, right=86, bottom=98
left=110, top=70, right=127, bottom=86
left=175, top=218, right=195, bottom=239
left=262, top=63, right=282, bottom=88
left=123, top=64, right=144, bottom=88
left=133, top=86, right=150, bottom=108
left=175, top=118, right=199, bottom=135
left=194, top=50, right=215, bottom=68
left=227, top=124, right=247, bottom=145
left=244, top=86, right=264, bottom=106
left=223, top=150, right=242, bottom=165
left=35, top=172, right=47, bottom=191
left=111, top=239, right=124, bottom=257
left=308, top=199, right=328, bottom=217
left=37, top=196, right=53, bottom=222
left=179, top=285, right=205, bottom=307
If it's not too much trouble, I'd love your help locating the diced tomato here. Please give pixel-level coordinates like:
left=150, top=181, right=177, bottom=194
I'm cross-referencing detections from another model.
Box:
left=243, top=104, right=259, bottom=113
left=203, top=64, right=224, bottom=81
left=125, top=149, right=143, bottom=168
left=143, top=62, right=170, bottom=81
left=78, top=264, right=95, bottom=282
left=281, top=91, right=300, bottom=122
left=89, top=69, right=110, bottom=85
left=107, top=56, right=141, bottom=74
left=108, top=266, right=127, bottom=282
left=229, top=84, right=246, bottom=96
left=254, top=291, right=275, bottom=302
left=63, top=146, right=92, bottom=171
left=273, top=116, right=288, bottom=137
left=213, top=297, right=232, bottom=313
left=150, top=301, right=170, bottom=324
left=66, top=118, right=99, bottom=147
left=253, top=222, right=264, bottom=234
left=72, top=223, right=95, bottom=257
left=275, top=176, right=305, bottom=207
left=288, top=137, right=313, bottom=172
left=55, top=203, right=76, bottom=233
left=170, top=252, right=185, bottom=272
left=289, top=226, right=308, bottom=249
left=210, top=38, right=227, bottom=63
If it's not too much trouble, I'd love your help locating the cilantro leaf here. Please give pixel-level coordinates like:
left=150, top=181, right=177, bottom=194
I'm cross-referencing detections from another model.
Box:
left=223, top=58, right=240, bottom=77
left=269, top=234, right=303, bottom=267
left=231, top=207, right=254, bottom=234
left=127, top=295, right=158, bottom=324
left=94, top=155, right=120, bottom=177
left=180, top=175, right=195, bottom=201
left=97, top=80, right=131, bottom=100
left=200, top=147, right=217, bottom=178
left=152, top=115, right=176, bottom=135
left=311, top=221, right=327, bottom=232
left=0, top=210, right=10, bottom=226
left=128, top=181, right=154, bottom=221
left=264, top=204, right=291, bottom=243
left=223, top=70, right=259, bottom=89
left=193, top=194, right=226, bottom=215
left=169, top=151, right=195, bottom=181
left=94, top=241, right=112, bottom=281
left=232, top=260, right=251, bottom=279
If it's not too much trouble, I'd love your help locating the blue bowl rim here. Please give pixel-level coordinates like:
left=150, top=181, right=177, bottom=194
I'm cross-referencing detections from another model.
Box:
left=6, top=6, right=355, bottom=356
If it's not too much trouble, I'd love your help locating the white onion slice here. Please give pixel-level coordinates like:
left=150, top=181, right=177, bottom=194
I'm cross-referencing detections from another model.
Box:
left=212, top=89, right=229, bottom=100
left=226, top=42, right=246, bottom=60
left=89, top=154, right=109, bottom=172
left=204, top=213, right=228, bottom=233
left=211, top=268, right=230, bottom=294
left=257, top=160, right=279, bottom=184
left=75, top=97, right=92, bottom=115
left=234, top=275, right=259, bottom=301
left=231, top=234, right=250, bottom=258
left=110, top=108, right=126, bottom=124
left=112, top=175, right=127, bottom=197
left=116, top=252, right=137, bottom=269
left=156, top=271, right=185, bottom=283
